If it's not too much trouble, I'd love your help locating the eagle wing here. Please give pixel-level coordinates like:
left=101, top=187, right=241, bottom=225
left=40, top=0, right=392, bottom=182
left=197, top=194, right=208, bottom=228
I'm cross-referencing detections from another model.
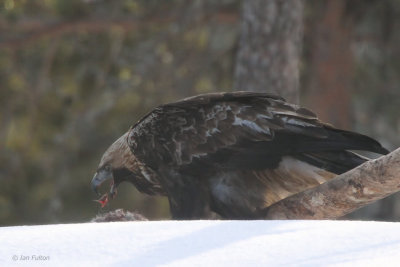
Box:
left=127, top=92, right=388, bottom=218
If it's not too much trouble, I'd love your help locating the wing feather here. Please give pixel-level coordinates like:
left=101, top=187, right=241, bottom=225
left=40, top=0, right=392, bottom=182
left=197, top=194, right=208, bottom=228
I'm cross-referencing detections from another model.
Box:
left=128, top=92, right=387, bottom=173
left=125, top=92, right=389, bottom=218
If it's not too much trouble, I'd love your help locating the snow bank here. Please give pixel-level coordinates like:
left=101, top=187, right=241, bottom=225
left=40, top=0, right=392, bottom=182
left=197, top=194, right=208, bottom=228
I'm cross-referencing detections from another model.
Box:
left=1, top=220, right=400, bottom=266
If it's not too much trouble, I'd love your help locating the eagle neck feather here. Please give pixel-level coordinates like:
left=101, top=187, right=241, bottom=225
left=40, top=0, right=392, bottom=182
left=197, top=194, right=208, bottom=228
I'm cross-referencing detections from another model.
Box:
left=101, top=132, right=137, bottom=172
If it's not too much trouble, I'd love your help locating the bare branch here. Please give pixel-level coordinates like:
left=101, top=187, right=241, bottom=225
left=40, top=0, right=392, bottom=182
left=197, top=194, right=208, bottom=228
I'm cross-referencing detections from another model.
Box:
left=0, top=10, right=238, bottom=50
left=0, top=19, right=148, bottom=50
left=262, top=147, right=400, bottom=219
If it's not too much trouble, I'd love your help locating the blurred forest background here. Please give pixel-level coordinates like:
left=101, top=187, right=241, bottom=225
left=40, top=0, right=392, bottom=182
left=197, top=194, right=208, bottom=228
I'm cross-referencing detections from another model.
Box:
left=1, top=0, right=399, bottom=226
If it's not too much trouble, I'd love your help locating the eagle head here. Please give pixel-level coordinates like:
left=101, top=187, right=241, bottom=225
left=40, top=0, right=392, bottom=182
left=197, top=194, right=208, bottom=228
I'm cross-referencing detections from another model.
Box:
left=91, top=131, right=136, bottom=207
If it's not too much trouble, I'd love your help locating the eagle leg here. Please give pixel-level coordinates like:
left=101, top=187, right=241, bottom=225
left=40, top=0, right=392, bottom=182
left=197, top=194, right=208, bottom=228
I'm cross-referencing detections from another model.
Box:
left=161, top=172, right=211, bottom=219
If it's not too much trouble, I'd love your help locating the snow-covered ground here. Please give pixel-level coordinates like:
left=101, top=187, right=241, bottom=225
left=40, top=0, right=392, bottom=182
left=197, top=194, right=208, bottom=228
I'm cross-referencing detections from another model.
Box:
left=1, top=220, right=400, bottom=266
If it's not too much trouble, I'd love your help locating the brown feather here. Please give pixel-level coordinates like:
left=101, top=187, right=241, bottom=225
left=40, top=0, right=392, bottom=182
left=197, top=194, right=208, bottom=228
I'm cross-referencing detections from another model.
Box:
left=94, top=92, right=388, bottom=219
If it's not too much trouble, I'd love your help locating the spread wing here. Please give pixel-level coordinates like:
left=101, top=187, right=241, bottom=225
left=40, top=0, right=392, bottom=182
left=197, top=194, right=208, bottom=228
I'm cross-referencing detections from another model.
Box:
left=127, top=92, right=388, bottom=218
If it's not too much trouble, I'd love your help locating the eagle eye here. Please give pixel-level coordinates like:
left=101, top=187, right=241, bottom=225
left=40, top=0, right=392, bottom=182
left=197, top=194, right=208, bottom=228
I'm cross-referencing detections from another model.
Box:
left=104, top=165, right=111, bottom=172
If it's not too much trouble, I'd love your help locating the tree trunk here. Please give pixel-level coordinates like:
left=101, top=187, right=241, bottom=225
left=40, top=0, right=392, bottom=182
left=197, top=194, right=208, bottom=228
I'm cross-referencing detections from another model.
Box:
left=304, top=0, right=353, bottom=129
left=233, top=0, right=303, bottom=104
left=233, top=0, right=400, bottom=221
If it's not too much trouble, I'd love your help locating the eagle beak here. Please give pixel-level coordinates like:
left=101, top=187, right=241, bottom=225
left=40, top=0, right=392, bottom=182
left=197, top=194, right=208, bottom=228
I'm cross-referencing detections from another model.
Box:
left=91, top=170, right=113, bottom=197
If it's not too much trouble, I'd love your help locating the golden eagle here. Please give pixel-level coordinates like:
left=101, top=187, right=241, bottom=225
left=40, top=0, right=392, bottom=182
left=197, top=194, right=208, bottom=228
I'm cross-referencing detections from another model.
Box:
left=91, top=92, right=388, bottom=219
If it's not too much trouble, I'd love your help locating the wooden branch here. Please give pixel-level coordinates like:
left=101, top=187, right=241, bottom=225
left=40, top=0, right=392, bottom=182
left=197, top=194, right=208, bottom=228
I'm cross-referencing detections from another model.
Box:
left=262, top=147, right=400, bottom=219
left=0, top=11, right=238, bottom=50
left=0, top=19, right=147, bottom=49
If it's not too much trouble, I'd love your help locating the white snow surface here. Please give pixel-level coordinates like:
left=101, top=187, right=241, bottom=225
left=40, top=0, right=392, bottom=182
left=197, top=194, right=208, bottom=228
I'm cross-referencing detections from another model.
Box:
left=1, top=220, right=400, bottom=266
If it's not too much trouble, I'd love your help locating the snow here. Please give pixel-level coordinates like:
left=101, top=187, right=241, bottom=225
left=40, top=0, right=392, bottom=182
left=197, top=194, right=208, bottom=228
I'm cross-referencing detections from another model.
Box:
left=1, top=220, right=400, bottom=266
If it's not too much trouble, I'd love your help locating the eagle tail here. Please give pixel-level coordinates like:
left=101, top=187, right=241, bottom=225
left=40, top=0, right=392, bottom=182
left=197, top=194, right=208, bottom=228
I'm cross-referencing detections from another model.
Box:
left=291, top=127, right=388, bottom=175
left=294, top=151, right=370, bottom=175
left=321, top=127, right=389, bottom=155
